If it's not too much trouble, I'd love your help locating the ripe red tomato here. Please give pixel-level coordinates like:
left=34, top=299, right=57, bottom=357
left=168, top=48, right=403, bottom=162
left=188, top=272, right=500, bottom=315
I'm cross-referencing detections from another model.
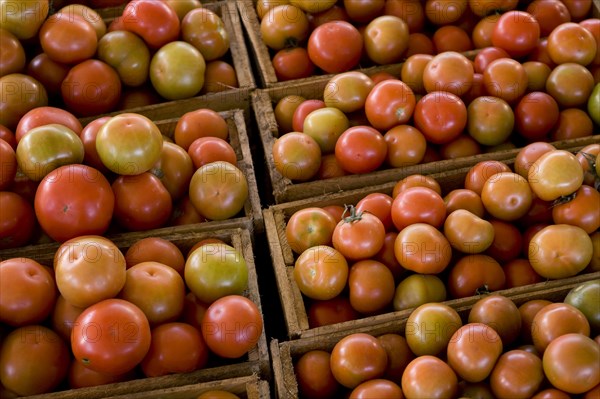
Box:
left=332, top=206, right=385, bottom=261
left=482, top=58, right=528, bottom=103
left=423, top=51, right=474, bottom=97
left=307, top=296, right=359, bottom=328
left=335, top=125, right=387, bottom=174
left=468, top=294, right=522, bottom=347
left=464, top=160, right=511, bottom=195
left=526, top=0, right=571, bottom=37
left=514, top=92, right=560, bottom=142
left=532, top=303, right=590, bottom=353
left=490, top=349, right=544, bottom=398
left=402, top=355, right=458, bottom=399
left=15, top=106, right=82, bottom=143
left=27, top=52, right=70, bottom=97
left=68, top=360, right=134, bottom=389
left=448, top=254, right=506, bottom=298
left=52, top=294, right=85, bottom=343
left=413, top=91, right=467, bottom=144
left=395, top=223, right=452, bottom=274
left=348, top=260, right=395, bottom=315
left=425, top=0, right=467, bottom=25
left=292, top=99, right=326, bottom=132
left=0, top=191, right=35, bottom=249
left=330, top=333, right=388, bottom=389
left=121, top=0, right=180, bottom=49
left=188, top=137, right=237, bottom=169
left=344, top=0, right=385, bottom=24
left=34, top=164, right=114, bottom=242
left=350, top=379, right=404, bottom=399
left=39, top=13, right=97, bottom=65
left=174, top=109, right=229, bottom=151
left=293, top=245, right=348, bottom=301
left=444, top=188, right=485, bottom=218
left=112, top=172, right=172, bottom=231
left=547, top=22, right=597, bottom=66
left=141, top=322, right=209, bottom=377
left=0, top=325, right=70, bottom=396
left=491, top=10, right=540, bottom=57
left=295, top=350, right=340, bottom=399
left=286, top=207, right=337, bottom=254
left=307, top=20, right=363, bottom=74
left=0, top=258, right=56, bottom=326
left=125, top=237, right=185, bottom=275
left=272, top=47, right=315, bottom=81
left=71, top=298, right=151, bottom=375
left=503, top=258, right=543, bottom=288
left=365, top=79, right=416, bottom=131
left=552, top=185, right=600, bottom=233
left=201, top=295, right=263, bottom=358
left=391, top=186, right=446, bottom=231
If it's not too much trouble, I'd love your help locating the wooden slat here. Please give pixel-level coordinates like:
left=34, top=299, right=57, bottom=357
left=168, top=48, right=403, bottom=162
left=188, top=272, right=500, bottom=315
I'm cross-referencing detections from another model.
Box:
left=21, top=229, right=271, bottom=399
left=263, top=152, right=600, bottom=339
left=271, top=276, right=600, bottom=397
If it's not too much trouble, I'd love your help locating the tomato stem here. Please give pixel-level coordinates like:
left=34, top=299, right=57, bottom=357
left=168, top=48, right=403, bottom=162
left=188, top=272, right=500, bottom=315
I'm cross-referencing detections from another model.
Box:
left=341, top=204, right=363, bottom=223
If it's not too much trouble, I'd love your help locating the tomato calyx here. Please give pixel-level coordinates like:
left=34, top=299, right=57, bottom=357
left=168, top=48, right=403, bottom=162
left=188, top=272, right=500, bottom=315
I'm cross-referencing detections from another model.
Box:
left=551, top=191, right=578, bottom=208
left=284, top=38, right=300, bottom=49
left=340, top=204, right=363, bottom=223
left=475, top=284, right=491, bottom=296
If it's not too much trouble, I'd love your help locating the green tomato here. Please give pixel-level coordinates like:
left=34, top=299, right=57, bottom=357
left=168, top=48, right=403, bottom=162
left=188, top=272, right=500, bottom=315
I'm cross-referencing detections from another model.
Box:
left=97, top=30, right=150, bottom=87
left=393, top=274, right=447, bottom=312
left=564, top=279, right=600, bottom=336
left=150, top=41, right=205, bottom=100
left=588, top=83, right=600, bottom=126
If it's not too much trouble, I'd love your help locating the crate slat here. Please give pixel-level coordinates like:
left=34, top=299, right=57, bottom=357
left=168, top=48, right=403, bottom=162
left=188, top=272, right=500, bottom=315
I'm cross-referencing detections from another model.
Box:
left=271, top=275, right=600, bottom=398
left=264, top=153, right=600, bottom=339
left=18, top=228, right=270, bottom=399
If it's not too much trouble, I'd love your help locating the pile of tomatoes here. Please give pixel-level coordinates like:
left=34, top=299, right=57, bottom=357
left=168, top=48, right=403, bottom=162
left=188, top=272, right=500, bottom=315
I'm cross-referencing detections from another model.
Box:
left=293, top=281, right=600, bottom=398
left=266, top=0, right=599, bottom=183
left=283, top=144, right=599, bottom=329
left=1, top=0, right=238, bottom=127
left=0, top=106, right=249, bottom=249
left=0, top=234, right=263, bottom=397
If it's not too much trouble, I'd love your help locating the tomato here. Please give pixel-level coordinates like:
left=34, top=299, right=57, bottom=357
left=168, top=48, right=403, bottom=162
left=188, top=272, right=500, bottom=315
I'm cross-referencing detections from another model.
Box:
left=290, top=0, right=336, bottom=13
left=330, top=333, right=388, bottom=389
left=473, top=46, right=509, bottom=75
left=580, top=18, right=600, bottom=66
left=274, top=95, right=305, bottom=134
left=295, top=350, right=340, bottom=399
left=468, top=294, right=522, bottom=347
left=202, top=60, right=238, bottom=94
left=550, top=108, right=594, bottom=141
left=527, top=0, right=571, bottom=37
left=577, top=144, right=600, bottom=187
left=293, top=245, right=348, bottom=301
left=552, top=185, right=600, bottom=233
left=174, top=109, right=228, bottom=151
left=307, top=4, right=350, bottom=29
left=491, top=10, right=540, bottom=57
left=15, top=106, right=82, bottom=144
left=34, top=164, right=113, bottom=242
left=377, top=333, right=414, bottom=384
left=528, top=150, right=584, bottom=201
left=490, top=349, right=544, bottom=398
left=323, top=71, right=373, bottom=114
left=515, top=142, right=556, bottom=179
left=188, top=137, right=236, bottom=169
left=97, top=30, right=150, bottom=88
left=423, top=51, right=473, bottom=97
left=482, top=58, right=528, bottom=103
left=0, top=73, right=48, bottom=130
left=260, top=5, right=309, bottom=50
left=565, top=280, right=600, bottom=335
left=504, top=258, right=543, bottom=288
left=391, top=186, right=446, bottom=231
left=467, top=96, right=514, bottom=146
left=80, top=116, right=111, bottom=174
left=272, top=132, right=321, bottom=181
left=548, top=22, right=597, bottom=66
left=444, top=189, right=485, bottom=218
left=181, top=292, right=210, bottom=331
left=464, top=160, right=511, bottom=195
left=365, top=79, right=416, bottom=131
left=532, top=302, right=591, bottom=354
left=485, top=219, right=522, bottom=262
left=0, top=192, right=35, bottom=249
left=286, top=207, right=337, bottom=254
left=51, top=294, right=84, bottom=343
left=513, top=92, right=559, bottom=142
left=481, top=172, right=533, bottom=222
left=344, top=0, right=385, bottom=23
left=307, top=21, right=363, bottom=74
left=439, top=134, right=481, bottom=160
left=523, top=61, right=553, bottom=92
left=61, top=59, right=121, bottom=117
left=348, top=260, right=395, bottom=315
left=444, top=209, right=494, bottom=254
left=141, top=322, right=208, bottom=377
left=383, top=125, right=426, bottom=168
left=468, top=0, right=518, bottom=17
left=447, top=322, right=503, bottom=383
left=185, top=243, right=248, bottom=304
left=0, top=125, right=16, bottom=149
left=432, top=25, right=473, bottom=53
left=335, top=125, right=387, bottom=174
left=393, top=274, right=446, bottom=311
left=394, top=223, right=452, bottom=274
left=356, top=192, right=394, bottom=231
left=374, top=231, right=405, bottom=280
left=272, top=47, right=315, bottom=81
left=182, top=8, right=228, bottom=61
left=201, top=295, right=263, bottom=358
left=544, top=333, right=599, bottom=394
left=364, top=15, right=409, bottom=65
left=0, top=28, right=25, bottom=77
left=292, top=99, right=326, bottom=132
left=332, top=206, right=385, bottom=261
left=402, top=355, right=458, bottom=398
left=121, top=0, right=179, bottom=49
left=303, top=107, right=349, bottom=154
left=307, top=296, right=359, bottom=328
left=39, top=13, right=97, bottom=65
left=413, top=91, right=467, bottom=144
left=546, top=62, right=595, bottom=108
left=519, top=299, right=552, bottom=344
left=405, top=302, right=462, bottom=356
left=393, top=174, right=441, bottom=198
left=424, top=0, right=467, bottom=25
left=189, top=161, right=248, bottom=220
left=0, top=325, right=69, bottom=396
left=532, top=389, right=573, bottom=399
left=349, top=379, right=403, bottom=399
left=471, top=14, right=500, bottom=49
left=148, top=141, right=194, bottom=201
left=448, top=254, right=506, bottom=298
left=72, top=298, right=151, bottom=375
left=0, top=258, right=56, bottom=326
left=400, top=54, right=433, bottom=95
left=68, top=360, right=133, bottom=389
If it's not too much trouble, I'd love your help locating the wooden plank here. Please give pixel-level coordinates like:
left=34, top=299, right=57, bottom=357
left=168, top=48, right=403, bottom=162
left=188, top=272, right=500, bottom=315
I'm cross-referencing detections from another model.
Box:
left=19, top=229, right=271, bottom=399
left=263, top=152, right=600, bottom=339
left=271, top=275, right=600, bottom=397
left=252, top=80, right=600, bottom=203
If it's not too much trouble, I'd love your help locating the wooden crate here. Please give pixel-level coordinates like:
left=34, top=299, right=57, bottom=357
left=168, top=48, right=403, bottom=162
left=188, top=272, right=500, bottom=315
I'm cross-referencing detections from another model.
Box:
left=252, top=72, right=600, bottom=203
left=0, top=108, right=263, bottom=261
left=263, top=151, right=600, bottom=339
left=13, top=228, right=271, bottom=399
left=80, top=1, right=255, bottom=122
left=270, top=275, right=600, bottom=398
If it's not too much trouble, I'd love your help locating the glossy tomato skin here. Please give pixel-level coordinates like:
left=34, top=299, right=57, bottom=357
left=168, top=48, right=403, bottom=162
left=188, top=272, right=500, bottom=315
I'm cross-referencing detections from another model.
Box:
left=335, top=125, right=387, bottom=174
left=490, top=349, right=544, bottom=398
left=468, top=294, right=522, bottom=347
left=532, top=303, right=591, bottom=353
left=80, top=116, right=111, bottom=174
left=15, top=106, right=82, bottom=143
left=121, top=0, right=180, bottom=49
left=307, top=296, right=359, bottom=328
left=294, top=245, right=348, bottom=301
left=406, top=302, right=462, bottom=356
left=552, top=185, right=600, bottom=234
left=332, top=207, right=385, bottom=261
left=307, top=20, right=363, bottom=74
left=286, top=207, right=337, bottom=254
left=413, top=91, right=467, bottom=144
left=401, top=355, right=458, bottom=399
left=272, top=47, right=315, bottom=81
left=125, top=237, right=185, bottom=275
left=201, top=295, right=263, bottom=358
left=174, top=108, right=229, bottom=151
left=330, top=333, right=388, bottom=389
left=391, top=186, right=446, bottom=231
left=448, top=254, right=506, bottom=298
left=348, top=260, right=395, bottom=315
left=112, top=172, right=172, bottom=231
left=295, top=350, right=340, bottom=399
left=395, top=223, right=452, bottom=274
left=39, top=13, right=97, bottom=65
left=0, top=325, right=70, bottom=396
left=491, top=10, right=540, bottom=57
left=0, top=258, right=56, bottom=326
left=260, top=5, right=309, bottom=51
left=0, top=191, right=35, bottom=249
left=34, top=164, right=114, bottom=242
left=141, top=322, right=208, bottom=377
left=365, top=79, right=416, bottom=131
left=152, top=141, right=195, bottom=201
left=71, top=298, right=151, bottom=376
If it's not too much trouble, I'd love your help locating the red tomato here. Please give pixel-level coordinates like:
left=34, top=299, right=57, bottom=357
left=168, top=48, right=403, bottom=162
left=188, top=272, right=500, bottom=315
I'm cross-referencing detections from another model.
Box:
left=201, top=295, right=263, bottom=359
left=384, top=0, right=425, bottom=33
left=34, top=164, right=114, bottom=242
left=394, top=223, right=452, bottom=274
left=39, top=13, right=97, bottom=65
left=413, top=91, right=467, bottom=144
left=151, top=141, right=195, bottom=201
left=473, top=46, right=510, bottom=74
left=348, top=260, right=395, bottom=315
left=51, top=294, right=85, bottom=343
left=364, top=79, right=416, bottom=131
left=330, top=333, right=388, bottom=389
left=432, top=25, right=473, bottom=53
left=356, top=192, right=394, bottom=231
left=335, top=125, right=387, bottom=174
left=391, top=186, right=446, bottom=231
left=295, top=350, right=340, bottom=399
left=15, top=106, right=82, bottom=143
left=293, top=245, right=349, bottom=301
left=125, top=237, right=184, bottom=275
left=292, top=99, right=326, bottom=132
left=490, top=349, right=544, bottom=398
left=332, top=206, right=385, bottom=261
left=0, top=258, right=56, bottom=326
left=307, top=20, right=363, bottom=74
left=188, top=137, right=237, bottom=169
left=383, top=125, right=427, bottom=168
left=425, top=0, right=467, bottom=25
left=482, top=58, right=528, bottom=103
left=68, top=360, right=133, bottom=389
left=552, top=185, right=600, bottom=233
left=532, top=303, right=591, bottom=353
left=141, top=322, right=208, bottom=377
left=350, top=379, right=404, bottom=399
left=307, top=296, right=360, bottom=328
left=468, top=294, right=522, bottom=347
left=26, top=53, right=70, bottom=97
left=286, top=207, right=337, bottom=254
left=547, top=22, right=597, bottom=66
left=0, top=191, right=35, bottom=249
left=174, top=109, right=229, bottom=151
left=71, top=299, right=151, bottom=375
left=464, top=160, right=511, bottom=195
left=491, top=10, right=540, bottom=57
left=485, top=219, right=523, bottom=262
left=121, top=0, right=180, bottom=49
left=423, top=51, right=474, bottom=97
left=448, top=254, right=506, bottom=298
left=401, top=355, right=458, bottom=398
left=272, top=47, right=315, bottom=81
left=503, top=258, right=543, bottom=288
left=526, top=0, right=571, bottom=37
left=80, top=116, right=111, bottom=173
